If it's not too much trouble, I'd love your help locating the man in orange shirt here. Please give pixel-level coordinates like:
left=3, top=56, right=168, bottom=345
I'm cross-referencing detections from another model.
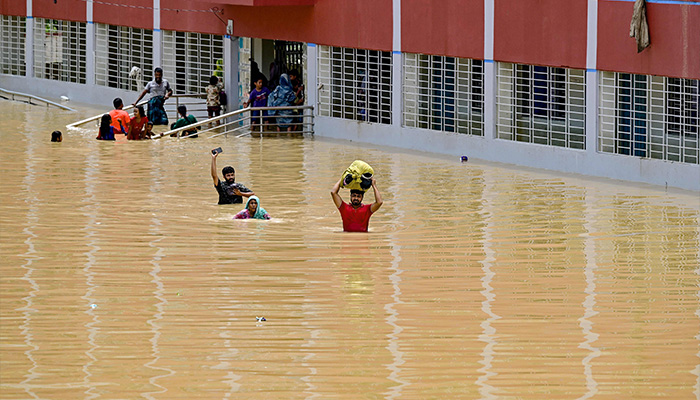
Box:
left=109, top=98, right=131, bottom=135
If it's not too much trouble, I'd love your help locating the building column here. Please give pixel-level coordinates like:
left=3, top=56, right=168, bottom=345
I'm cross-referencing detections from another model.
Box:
left=224, top=35, right=240, bottom=110
left=85, top=0, right=95, bottom=85
left=25, top=0, right=34, bottom=78
left=392, top=52, right=402, bottom=128
left=483, top=0, right=496, bottom=140
left=585, top=0, right=599, bottom=153
left=153, top=0, right=162, bottom=71
left=391, top=0, right=402, bottom=128
left=306, top=43, right=317, bottom=115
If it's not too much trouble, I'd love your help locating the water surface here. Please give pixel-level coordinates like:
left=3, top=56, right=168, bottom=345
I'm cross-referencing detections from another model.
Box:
left=1, top=100, right=698, bottom=399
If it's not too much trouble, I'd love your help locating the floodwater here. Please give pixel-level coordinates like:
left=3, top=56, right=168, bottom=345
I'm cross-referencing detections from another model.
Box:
left=1, top=99, right=699, bottom=400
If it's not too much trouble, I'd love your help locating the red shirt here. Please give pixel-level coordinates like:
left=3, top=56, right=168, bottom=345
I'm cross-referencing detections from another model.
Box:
left=338, top=202, right=373, bottom=232
left=128, top=116, right=148, bottom=140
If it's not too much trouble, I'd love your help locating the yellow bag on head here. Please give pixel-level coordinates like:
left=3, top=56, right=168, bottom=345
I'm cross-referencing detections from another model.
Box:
left=341, top=160, right=374, bottom=191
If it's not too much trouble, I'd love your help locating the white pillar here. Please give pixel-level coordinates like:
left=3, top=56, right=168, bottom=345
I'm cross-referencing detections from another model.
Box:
left=153, top=0, right=162, bottom=72
left=25, top=0, right=34, bottom=78
left=306, top=43, right=317, bottom=114
left=392, top=52, right=402, bottom=128
left=391, top=0, right=402, bottom=128
left=85, top=0, right=95, bottom=85
left=224, top=35, right=240, bottom=110
left=483, top=0, right=496, bottom=140
left=586, top=0, right=598, bottom=153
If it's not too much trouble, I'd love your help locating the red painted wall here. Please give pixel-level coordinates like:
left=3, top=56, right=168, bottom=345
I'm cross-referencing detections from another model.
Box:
left=93, top=0, right=153, bottom=30
left=598, top=0, right=700, bottom=80
left=161, top=0, right=227, bottom=35
left=33, top=0, right=86, bottom=22
left=0, top=0, right=26, bottom=17
left=494, top=0, right=588, bottom=69
left=312, top=0, right=392, bottom=51
left=217, top=0, right=393, bottom=51
left=401, top=0, right=483, bottom=59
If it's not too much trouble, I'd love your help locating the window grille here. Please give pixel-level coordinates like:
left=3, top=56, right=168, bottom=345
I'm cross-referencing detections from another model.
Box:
left=403, top=53, right=483, bottom=135
left=162, top=30, right=224, bottom=95
left=0, top=15, right=26, bottom=76
left=599, top=72, right=698, bottom=164
left=274, top=40, right=305, bottom=75
left=318, top=45, right=392, bottom=124
left=496, top=63, right=586, bottom=149
left=33, top=18, right=86, bottom=83
left=95, top=23, right=153, bottom=91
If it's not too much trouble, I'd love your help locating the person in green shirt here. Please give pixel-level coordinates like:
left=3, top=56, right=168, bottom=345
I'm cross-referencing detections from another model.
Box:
left=170, top=105, right=200, bottom=137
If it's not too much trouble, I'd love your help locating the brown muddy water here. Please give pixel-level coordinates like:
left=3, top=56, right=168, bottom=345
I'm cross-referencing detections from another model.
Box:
left=1, top=100, right=699, bottom=399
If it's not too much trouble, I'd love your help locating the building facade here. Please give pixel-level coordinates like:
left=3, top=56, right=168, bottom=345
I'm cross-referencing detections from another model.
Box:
left=1, top=0, right=698, bottom=190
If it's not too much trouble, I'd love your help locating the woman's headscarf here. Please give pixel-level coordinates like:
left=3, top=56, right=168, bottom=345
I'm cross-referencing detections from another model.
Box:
left=244, top=195, right=269, bottom=219
left=269, top=73, right=296, bottom=107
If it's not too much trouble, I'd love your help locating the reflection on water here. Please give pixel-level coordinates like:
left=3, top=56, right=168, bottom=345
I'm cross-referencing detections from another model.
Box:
left=1, top=100, right=699, bottom=399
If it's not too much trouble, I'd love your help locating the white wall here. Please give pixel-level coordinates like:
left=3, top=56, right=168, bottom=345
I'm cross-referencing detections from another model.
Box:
left=314, top=116, right=700, bottom=192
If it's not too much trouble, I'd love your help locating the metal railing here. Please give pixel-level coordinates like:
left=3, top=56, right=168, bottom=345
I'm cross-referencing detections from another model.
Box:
left=152, top=105, right=315, bottom=139
left=0, top=87, right=77, bottom=111
left=66, top=101, right=146, bottom=129
left=65, top=93, right=204, bottom=130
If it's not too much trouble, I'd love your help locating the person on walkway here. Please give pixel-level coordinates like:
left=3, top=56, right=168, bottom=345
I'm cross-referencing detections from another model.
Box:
left=170, top=105, right=199, bottom=137
left=268, top=73, right=297, bottom=132
left=127, top=105, right=148, bottom=140
left=289, top=69, right=305, bottom=131
left=133, top=67, right=173, bottom=125
left=206, top=75, right=224, bottom=120
left=109, top=97, right=130, bottom=136
left=331, top=176, right=383, bottom=232
left=244, top=76, right=270, bottom=131
left=233, top=196, right=271, bottom=220
left=96, top=114, right=116, bottom=140
left=211, top=150, right=254, bottom=204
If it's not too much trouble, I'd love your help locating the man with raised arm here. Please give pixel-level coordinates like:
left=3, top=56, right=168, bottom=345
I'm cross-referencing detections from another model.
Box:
left=331, top=176, right=383, bottom=232
left=211, top=151, right=254, bottom=205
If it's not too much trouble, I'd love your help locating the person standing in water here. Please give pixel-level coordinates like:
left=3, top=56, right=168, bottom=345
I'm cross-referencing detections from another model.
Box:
left=109, top=97, right=130, bottom=136
left=127, top=105, right=148, bottom=140
left=96, top=114, right=116, bottom=140
left=331, top=176, right=383, bottom=232
left=233, top=196, right=271, bottom=219
left=211, top=150, right=254, bottom=204
left=133, top=67, right=173, bottom=125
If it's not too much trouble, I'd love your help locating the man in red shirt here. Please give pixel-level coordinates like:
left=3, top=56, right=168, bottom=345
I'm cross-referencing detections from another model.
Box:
left=331, top=176, right=383, bottom=232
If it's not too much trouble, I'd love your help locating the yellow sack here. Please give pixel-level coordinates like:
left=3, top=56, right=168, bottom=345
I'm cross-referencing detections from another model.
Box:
left=341, top=160, right=374, bottom=191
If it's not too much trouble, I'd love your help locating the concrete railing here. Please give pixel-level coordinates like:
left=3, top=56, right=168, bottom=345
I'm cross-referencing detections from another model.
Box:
left=0, top=87, right=76, bottom=112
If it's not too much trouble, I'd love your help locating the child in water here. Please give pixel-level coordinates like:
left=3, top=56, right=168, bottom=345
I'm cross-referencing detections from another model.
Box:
left=96, top=114, right=116, bottom=140
left=143, top=121, right=154, bottom=139
left=51, top=130, right=62, bottom=142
